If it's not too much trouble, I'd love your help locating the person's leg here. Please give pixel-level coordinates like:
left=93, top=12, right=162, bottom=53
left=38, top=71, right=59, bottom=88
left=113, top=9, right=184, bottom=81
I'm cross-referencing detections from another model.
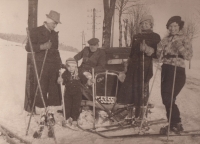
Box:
left=71, top=89, right=82, bottom=122
left=35, top=62, right=49, bottom=108
left=133, top=68, right=141, bottom=118
left=161, top=64, right=185, bottom=129
left=64, top=92, right=72, bottom=121
left=171, top=66, right=186, bottom=127
left=47, top=63, right=62, bottom=107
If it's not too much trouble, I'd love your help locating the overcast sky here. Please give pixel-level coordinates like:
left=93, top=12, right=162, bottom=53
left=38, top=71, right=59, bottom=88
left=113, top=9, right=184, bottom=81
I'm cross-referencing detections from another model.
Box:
left=0, top=0, right=200, bottom=59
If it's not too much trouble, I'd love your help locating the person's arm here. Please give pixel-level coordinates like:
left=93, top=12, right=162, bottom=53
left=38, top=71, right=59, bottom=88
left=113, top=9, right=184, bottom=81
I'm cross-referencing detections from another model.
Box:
left=74, top=48, right=84, bottom=62
left=176, top=36, right=193, bottom=61
left=61, top=71, right=68, bottom=85
left=94, top=50, right=106, bottom=72
left=144, top=34, right=161, bottom=57
left=79, top=71, right=88, bottom=85
left=25, top=27, right=52, bottom=52
left=156, top=38, right=168, bottom=59
left=25, top=28, right=40, bottom=52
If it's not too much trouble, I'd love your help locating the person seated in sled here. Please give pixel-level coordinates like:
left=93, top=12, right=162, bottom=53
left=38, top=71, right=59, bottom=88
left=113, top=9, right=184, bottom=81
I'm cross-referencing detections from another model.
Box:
left=74, top=38, right=106, bottom=100
left=117, top=15, right=161, bottom=122
left=57, top=58, right=94, bottom=128
left=157, top=16, right=193, bottom=132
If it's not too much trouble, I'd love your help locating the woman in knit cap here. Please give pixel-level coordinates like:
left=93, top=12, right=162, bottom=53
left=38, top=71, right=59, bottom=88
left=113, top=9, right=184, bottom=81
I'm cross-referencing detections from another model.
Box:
left=117, top=15, right=161, bottom=122
left=157, top=16, right=193, bottom=132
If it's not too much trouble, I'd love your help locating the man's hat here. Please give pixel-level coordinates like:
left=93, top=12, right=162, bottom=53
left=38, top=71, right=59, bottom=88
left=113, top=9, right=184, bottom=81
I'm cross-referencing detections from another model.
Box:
left=88, top=38, right=99, bottom=45
left=46, top=10, right=61, bottom=24
left=65, top=58, right=77, bottom=66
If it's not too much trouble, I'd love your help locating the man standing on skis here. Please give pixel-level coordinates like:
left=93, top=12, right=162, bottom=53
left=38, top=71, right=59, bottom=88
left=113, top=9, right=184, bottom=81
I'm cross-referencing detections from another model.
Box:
left=25, top=10, right=62, bottom=113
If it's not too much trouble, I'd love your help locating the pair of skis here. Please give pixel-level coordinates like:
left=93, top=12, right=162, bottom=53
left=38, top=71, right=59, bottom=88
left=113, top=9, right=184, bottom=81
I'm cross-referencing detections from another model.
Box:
left=77, top=120, right=200, bottom=139
left=25, top=28, right=57, bottom=144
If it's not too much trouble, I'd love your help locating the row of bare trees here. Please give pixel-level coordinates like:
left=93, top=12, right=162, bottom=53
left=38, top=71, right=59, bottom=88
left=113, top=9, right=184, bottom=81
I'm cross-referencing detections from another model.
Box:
left=102, top=0, right=149, bottom=48
left=102, top=0, right=200, bottom=48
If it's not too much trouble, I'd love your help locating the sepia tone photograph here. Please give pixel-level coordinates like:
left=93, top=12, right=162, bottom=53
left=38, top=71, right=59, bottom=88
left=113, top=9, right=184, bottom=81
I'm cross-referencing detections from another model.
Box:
left=0, top=0, right=200, bottom=144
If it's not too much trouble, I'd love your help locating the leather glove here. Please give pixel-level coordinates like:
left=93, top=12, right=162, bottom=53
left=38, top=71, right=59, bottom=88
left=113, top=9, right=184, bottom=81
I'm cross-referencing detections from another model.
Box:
left=40, top=41, right=52, bottom=50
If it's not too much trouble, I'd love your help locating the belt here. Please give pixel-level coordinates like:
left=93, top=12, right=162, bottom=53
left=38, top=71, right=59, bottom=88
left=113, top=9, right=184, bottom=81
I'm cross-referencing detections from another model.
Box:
left=163, top=54, right=184, bottom=59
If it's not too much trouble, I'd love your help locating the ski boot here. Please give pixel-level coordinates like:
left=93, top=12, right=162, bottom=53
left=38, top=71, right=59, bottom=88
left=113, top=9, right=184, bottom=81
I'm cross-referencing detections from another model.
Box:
left=33, top=114, right=46, bottom=138
left=47, top=125, right=54, bottom=138
left=171, top=123, right=184, bottom=134
left=46, top=110, right=55, bottom=126
left=62, top=118, right=72, bottom=127
left=71, top=121, right=79, bottom=131
left=160, top=123, right=184, bottom=135
left=160, top=125, right=169, bottom=135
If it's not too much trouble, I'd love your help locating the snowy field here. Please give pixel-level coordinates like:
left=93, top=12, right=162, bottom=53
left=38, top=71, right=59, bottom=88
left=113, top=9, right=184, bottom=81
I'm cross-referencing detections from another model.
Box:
left=0, top=38, right=200, bottom=144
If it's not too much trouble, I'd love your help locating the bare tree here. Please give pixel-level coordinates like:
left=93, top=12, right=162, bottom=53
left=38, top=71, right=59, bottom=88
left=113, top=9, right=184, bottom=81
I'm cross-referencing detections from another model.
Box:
left=102, top=0, right=116, bottom=48
left=24, top=0, right=38, bottom=112
left=184, top=21, right=199, bottom=40
left=116, top=0, right=129, bottom=47
left=126, top=4, right=149, bottom=45
left=123, top=19, right=129, bottom=47
left=115, top=0, right=139, bottom=47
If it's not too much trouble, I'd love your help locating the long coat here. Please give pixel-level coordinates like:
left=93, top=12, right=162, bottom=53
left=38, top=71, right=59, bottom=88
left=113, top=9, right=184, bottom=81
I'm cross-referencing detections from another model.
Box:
left=117, top=30, right=160, bottom=105
left=24, top=24, right=62, bottom=108
left=74, top=47, right=106, bottom=73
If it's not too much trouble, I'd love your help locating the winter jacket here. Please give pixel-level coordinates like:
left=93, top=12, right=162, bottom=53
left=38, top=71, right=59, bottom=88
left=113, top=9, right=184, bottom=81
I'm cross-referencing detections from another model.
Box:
left=128, top=30, right=161, bottom=82
left=117, top=30, right=160, bottom=104
left=62, top=70, right=88, bottom=95
left=25, top=24, right=62, bottom=64
left=157, top=30, right=193, bottom=68
left=74, top=47, right=106, bottom=73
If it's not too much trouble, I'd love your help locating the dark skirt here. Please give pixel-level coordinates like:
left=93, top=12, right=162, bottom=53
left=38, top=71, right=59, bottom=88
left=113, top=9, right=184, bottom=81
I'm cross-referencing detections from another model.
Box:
left=117, top=61, right=150, bottom=106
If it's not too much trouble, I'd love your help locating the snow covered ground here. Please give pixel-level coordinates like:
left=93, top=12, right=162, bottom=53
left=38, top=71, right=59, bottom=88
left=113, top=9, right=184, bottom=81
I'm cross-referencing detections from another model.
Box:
left=0, top=38, right=200, bottom=144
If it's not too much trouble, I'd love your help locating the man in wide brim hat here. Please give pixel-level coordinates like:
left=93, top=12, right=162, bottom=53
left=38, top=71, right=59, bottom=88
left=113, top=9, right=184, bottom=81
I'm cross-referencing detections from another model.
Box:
left=24, top=10, right=62, bottom=113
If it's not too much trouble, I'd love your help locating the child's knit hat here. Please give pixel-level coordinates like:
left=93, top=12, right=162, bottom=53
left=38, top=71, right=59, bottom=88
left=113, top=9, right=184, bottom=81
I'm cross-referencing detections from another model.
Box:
left=65, top=58, right=77, bottom=66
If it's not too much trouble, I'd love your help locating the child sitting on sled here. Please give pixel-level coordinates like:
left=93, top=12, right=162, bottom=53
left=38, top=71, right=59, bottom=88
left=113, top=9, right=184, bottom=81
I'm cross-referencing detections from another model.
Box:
left=57, top=58, right=94, bottom=129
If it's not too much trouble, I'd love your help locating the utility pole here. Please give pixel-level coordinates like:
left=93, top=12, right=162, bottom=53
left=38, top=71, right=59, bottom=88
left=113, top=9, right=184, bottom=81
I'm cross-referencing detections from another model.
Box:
left=82, top=31, right=86, bottom=49
left=87, top=8, right=100, bottom=39
left=92, top=8, right=96, bottom=38
left=111, top=8, right=115, bottom=47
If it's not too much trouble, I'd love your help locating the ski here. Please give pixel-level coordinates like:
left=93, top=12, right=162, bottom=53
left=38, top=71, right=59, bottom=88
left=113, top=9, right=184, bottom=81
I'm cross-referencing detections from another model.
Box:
left=0, top=124, right=31, bottom=144
left=106, top=130, right=200, bottom=139
left=97, top=119, right=167, bottom=133
left=83, top=118, right=167, bottom=133
left=62, top=121, right=80, bottom=131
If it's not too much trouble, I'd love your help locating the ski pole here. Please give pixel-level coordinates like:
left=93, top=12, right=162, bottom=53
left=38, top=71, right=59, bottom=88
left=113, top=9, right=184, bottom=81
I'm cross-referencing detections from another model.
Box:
left=92, top=68, right=95, bottom=129
left=140, top=40, right=145, bottom=121
left=26, top=42, right=49, bottom=136
left=167, top=53, right=178, bottom=141
left=59, top=70, right=66, bottom=120
left=139, top=42, right=164, bottom=133
left=26, top=29, right=47, bottom=109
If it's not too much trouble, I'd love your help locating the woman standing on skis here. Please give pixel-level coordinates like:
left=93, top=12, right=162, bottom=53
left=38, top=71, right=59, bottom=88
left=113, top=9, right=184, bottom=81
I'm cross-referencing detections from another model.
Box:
left=117, top=15, right=161, bottom=121
left=157, top=16, right=193, bottom=132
